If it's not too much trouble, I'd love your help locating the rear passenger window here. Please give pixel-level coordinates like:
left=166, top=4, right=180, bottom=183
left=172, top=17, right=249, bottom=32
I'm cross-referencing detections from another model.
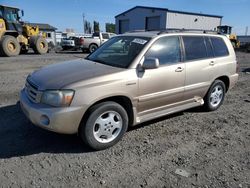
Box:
left=183, top=36, right=207, bottom=61
left=210, top=37, right=229, bottom=57
left=145, top=36, right=181, bottom=65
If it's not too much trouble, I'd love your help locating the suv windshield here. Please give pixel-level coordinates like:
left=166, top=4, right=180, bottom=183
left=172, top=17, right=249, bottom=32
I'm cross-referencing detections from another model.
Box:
left=87, top=36, right=150, bottom=68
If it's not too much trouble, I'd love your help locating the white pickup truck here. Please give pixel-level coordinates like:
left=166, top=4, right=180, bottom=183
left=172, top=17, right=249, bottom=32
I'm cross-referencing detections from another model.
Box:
left=81, top=32, right=116, bottom=52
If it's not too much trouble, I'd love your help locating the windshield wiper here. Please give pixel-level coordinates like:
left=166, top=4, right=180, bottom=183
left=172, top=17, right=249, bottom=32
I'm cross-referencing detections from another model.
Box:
left=90, top=58, right=107, bottom=65
left=87, top=58, right=125, bottom=68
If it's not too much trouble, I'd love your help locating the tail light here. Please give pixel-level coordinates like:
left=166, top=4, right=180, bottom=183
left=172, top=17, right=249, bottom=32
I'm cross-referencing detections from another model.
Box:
left=80, top=37, right=84, bottom=45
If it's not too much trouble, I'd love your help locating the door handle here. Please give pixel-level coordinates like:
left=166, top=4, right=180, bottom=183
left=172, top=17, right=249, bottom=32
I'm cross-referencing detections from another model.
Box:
left=175, top=67, right=184, bottom=72
left=209, top=61, right=215, bottom=66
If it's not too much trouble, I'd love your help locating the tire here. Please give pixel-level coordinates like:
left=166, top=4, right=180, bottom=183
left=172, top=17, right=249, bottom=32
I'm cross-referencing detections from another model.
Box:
left=0, top=35, right=21, bottom=57
left=203, top=80, right=226, bottom=111
left=89, top=44, right=98, bottom=53
left=30, top=36, right=48, bottom=54
left=79, top=102, right=128, bottom=150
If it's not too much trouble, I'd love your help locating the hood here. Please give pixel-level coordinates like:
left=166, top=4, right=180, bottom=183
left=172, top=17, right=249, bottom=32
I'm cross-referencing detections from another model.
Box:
left=28, top=59, right=123, bottom=90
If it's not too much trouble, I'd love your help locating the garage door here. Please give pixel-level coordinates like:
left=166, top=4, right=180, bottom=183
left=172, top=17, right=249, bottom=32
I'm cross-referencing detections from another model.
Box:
left=146, top=16, right=160, bottom=31
left=119, top=19, right=129, bottom=34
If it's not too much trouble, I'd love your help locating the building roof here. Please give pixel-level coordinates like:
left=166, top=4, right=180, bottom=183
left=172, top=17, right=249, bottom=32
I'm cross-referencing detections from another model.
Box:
left=25, top=22, right=57, bottom=31
left=0, top=5, right=20, bottom=10
left=115, top=6, right=223, bottom=19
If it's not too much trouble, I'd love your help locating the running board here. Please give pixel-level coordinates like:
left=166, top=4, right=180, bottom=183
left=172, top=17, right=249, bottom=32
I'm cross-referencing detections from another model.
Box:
left=136, top=99, right=203, bottom=124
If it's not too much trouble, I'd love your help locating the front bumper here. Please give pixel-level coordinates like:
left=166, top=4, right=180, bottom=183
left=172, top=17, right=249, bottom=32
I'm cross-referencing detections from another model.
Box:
left=20, top=89, right=85, bottom=134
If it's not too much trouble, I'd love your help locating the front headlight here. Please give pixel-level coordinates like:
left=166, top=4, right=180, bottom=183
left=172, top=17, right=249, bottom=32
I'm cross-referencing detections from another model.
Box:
left=41, top=90, right=75, bottom=107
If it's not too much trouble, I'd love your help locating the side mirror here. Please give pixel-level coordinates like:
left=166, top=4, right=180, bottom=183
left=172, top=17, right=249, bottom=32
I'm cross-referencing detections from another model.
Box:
left=18, top=10, right=24, bottom=18
left=142, top=57, right=160, bottom=69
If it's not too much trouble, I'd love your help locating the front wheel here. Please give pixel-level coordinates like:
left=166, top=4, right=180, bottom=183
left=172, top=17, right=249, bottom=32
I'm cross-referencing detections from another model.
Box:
left=0, top=35, right=21, bottom=57
left=79, top=102, right=128, bottom=150
left=203, top=80, right=226, bottom=111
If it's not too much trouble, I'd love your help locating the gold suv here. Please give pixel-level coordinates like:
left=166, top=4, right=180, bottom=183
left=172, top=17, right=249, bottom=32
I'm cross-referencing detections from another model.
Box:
left=20, top=31, right=239, bottom=150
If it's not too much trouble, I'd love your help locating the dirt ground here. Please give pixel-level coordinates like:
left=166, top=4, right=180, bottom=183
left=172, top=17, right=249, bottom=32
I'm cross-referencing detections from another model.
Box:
left=0, top=51, right=249, bottom=188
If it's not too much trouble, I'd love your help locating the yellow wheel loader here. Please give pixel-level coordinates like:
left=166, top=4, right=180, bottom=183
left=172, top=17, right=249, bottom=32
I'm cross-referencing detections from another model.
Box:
left=0, top=5, right=48, bottom=57
left=217, top=25, right=240, bottom=48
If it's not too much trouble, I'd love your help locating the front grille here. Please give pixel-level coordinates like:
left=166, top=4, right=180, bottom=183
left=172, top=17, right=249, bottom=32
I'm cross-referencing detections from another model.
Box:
left=25, top=79, right=42, bottom=103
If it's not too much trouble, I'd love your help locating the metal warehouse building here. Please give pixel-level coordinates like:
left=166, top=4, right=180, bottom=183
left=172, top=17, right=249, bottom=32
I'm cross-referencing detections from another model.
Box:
left=115, top=6, right=222, bottom=34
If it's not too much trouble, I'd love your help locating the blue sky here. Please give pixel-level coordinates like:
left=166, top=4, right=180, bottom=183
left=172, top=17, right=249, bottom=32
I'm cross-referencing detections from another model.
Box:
left=2, top=0, right=250, bottom=34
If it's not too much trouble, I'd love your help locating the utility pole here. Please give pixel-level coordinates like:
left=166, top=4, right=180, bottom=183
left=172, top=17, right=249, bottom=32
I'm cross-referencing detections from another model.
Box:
left=82, top=13, right=85, bottom=34
left=245, top=26, right=248, bottom=36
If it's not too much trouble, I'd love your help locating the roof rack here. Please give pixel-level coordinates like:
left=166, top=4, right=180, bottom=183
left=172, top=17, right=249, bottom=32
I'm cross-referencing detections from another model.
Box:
left=124, top=30, right=146, bottom=33
left=124, top=29, right=219, bottom=35
left=157, top=28, right=219, bottom=35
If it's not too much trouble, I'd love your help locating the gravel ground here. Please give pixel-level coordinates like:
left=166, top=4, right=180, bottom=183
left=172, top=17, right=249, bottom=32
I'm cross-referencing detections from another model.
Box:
left=0, top=51, right=249, bottom=188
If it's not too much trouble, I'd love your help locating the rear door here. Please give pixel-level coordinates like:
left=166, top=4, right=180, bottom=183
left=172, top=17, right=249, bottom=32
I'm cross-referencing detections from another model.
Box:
left=209, top=36, right=231, bottom=78
left=182, top=35, right=213, bottom=100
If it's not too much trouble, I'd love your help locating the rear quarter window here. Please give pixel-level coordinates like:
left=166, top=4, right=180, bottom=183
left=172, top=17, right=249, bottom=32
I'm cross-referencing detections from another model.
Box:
left=210, top=37, right=229, bottom=57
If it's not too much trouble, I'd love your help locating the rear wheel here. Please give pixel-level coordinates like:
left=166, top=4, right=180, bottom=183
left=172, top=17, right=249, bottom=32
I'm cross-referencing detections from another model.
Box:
left=203, top=80, right=226, bottom=111
left=79, top=102, right=128, bottom=150
left=0, top=35, right=21, bottom=57
left=89, top=44, right=98, bottom=53
left=30, top=36, right=48, bottom=54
